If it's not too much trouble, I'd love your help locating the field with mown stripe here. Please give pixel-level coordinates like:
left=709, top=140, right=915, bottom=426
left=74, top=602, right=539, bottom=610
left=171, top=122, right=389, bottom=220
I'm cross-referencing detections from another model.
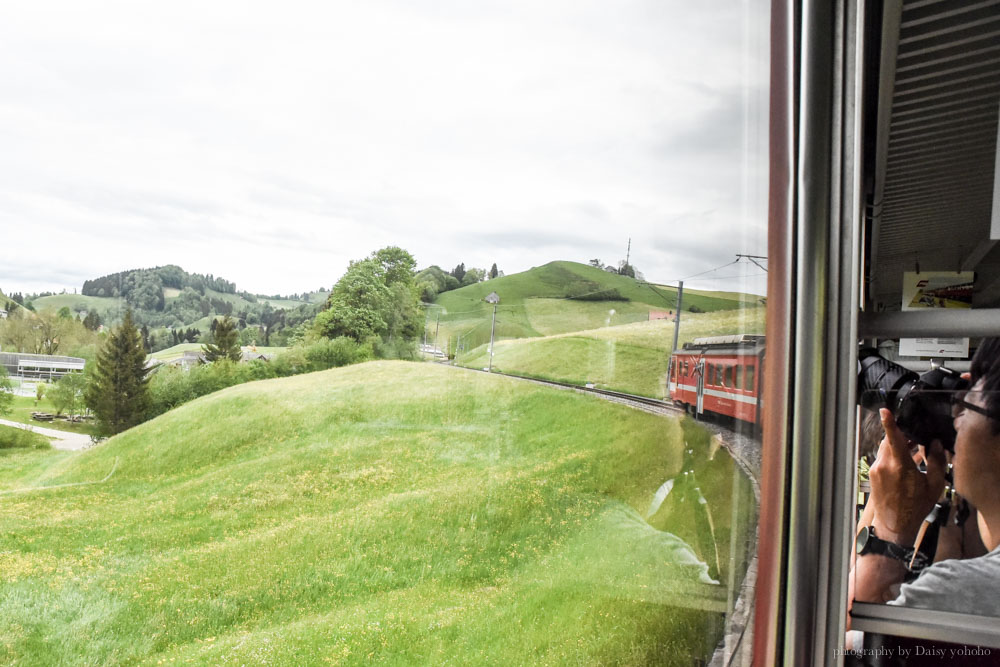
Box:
left=429, top=261, right=761, bottom=355
left=457, top=307, right=766, bottom=397
left=0, top=362, right=754, bottom=665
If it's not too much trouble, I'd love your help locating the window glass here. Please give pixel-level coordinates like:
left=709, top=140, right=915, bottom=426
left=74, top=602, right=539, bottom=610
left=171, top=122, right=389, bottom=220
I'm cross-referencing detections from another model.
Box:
left=735, top=365, right=743, bottom=390
left=0, top=0, right=768, bottom=663
left=745, top=365, right=756, bottom=392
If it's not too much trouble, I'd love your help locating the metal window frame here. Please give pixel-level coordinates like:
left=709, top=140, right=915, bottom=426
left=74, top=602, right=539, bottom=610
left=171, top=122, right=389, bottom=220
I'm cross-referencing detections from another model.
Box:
left=758, top=0, right=1000, bottom=662
left=755, top=0, right=866, bottom=662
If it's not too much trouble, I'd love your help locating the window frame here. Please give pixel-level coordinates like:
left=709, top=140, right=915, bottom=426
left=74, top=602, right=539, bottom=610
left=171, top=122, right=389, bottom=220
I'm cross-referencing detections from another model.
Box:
left=756, top=0, right=1000, bottom=661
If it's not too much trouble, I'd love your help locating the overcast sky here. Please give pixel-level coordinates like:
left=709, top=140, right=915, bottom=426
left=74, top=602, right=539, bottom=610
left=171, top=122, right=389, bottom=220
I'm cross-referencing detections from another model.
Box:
left=0, top=0, right=769, bottom=298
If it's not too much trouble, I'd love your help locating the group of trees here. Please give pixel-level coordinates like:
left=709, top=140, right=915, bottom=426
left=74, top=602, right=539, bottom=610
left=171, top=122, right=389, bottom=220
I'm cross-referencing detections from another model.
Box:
left=82, top=265, right=237, bottom=305
left=414, top=261, right=501, bottom=302
left=588, top=258, right=643, bottom=280
left=313, top=247, right=421, bottom=351
left=0, top=309, right=100, bottom=358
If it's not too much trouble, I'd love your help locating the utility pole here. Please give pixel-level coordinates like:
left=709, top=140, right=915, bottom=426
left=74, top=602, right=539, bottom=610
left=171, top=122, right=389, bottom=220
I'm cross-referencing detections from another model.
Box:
left=672, top=281, right=684, bottom=354
left=625, top=237, right=631, bottom=273
left=433, top=312, right=441, bottom=354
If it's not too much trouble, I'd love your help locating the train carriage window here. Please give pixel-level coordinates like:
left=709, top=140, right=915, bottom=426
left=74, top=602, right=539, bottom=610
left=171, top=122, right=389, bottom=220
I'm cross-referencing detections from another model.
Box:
left=734, top=365, right=743, bottom=391
left=745, top=366, right=755, bottom=393
left=1, top=0, right=770, bottom=664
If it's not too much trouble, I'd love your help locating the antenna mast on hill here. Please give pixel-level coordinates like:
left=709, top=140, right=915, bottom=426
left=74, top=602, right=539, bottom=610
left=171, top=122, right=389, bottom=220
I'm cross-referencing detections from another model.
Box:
left=625, top=237, right=631, bottom=269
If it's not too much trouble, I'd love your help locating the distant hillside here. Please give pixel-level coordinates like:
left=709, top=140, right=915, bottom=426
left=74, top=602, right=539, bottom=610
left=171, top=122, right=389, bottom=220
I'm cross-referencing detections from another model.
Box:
left=429, top=261, right=762, bottom=355
left=29, top=266, right=321, bottom=350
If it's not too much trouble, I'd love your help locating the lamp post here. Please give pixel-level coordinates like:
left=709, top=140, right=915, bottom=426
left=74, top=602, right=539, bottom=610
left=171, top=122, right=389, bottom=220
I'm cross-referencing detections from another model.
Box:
left=485, top=292, right=499, bottom=373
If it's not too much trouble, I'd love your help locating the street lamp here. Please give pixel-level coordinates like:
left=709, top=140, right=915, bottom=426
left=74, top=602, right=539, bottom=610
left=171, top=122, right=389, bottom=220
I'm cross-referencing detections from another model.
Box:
left=485, top=292, right=499, bottom=373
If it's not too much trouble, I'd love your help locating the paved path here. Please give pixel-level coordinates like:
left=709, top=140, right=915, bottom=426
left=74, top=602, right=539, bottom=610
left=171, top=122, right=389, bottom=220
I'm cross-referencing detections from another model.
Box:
left=0, top=418, right=93, bottom=451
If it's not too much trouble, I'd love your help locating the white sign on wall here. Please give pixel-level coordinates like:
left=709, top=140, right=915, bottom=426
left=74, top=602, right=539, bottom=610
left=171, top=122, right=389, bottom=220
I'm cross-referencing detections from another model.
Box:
left=899, top=271, right=974, bottom=358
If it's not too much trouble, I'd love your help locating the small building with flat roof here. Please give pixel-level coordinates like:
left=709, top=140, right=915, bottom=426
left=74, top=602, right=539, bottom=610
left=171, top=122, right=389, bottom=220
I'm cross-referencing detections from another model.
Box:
left=0, top=352, right=86, bottom=380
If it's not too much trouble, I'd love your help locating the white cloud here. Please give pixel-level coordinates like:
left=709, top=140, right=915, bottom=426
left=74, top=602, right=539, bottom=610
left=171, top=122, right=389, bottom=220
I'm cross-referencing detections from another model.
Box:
left=0, top=0, right=769, bottom=297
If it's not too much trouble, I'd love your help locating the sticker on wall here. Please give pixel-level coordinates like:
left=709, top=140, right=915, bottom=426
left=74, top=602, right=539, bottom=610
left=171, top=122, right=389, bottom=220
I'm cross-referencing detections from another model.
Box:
left=899, top=271, right=973, bottom=358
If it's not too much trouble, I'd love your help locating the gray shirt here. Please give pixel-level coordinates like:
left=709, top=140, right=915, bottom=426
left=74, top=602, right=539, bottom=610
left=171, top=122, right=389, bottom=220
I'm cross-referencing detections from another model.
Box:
left=889, top=544, right=1000, bottom=617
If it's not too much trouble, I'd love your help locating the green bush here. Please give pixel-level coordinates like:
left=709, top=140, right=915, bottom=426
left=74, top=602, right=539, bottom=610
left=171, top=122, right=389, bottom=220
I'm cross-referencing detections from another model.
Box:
left=147, top=338, right=373, bottom=419
left=0, top=424, right=50, bottom=449
left=688, top=304, right=705, bottom=313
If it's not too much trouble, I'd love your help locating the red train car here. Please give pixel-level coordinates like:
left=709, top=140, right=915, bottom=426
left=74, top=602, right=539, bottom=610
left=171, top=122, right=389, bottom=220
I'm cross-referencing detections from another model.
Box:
left=667, top=334, right=765, bottom=425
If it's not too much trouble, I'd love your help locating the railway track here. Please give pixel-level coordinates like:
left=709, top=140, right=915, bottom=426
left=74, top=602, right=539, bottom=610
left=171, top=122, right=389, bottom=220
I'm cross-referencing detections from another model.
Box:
left=481, top=370, right=685, bottom=416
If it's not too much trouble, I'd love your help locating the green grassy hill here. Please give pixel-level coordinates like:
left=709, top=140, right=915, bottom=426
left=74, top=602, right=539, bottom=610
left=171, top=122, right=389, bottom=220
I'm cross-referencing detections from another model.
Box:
left=30, top=293, right=124, bottom=315
left=458, top=307, right=766, bottom=398
left=0, top=362, right=754, bottom=665
left=429, top=261, right=760, bottom=355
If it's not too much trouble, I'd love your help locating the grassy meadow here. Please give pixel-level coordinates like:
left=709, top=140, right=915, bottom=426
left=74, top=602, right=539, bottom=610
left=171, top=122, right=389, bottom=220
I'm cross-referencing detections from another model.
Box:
left=0, top=424, right=51, bottom=450
left=1, top=395, right=97, bottom=437
left=429, top=261, right=760, bottom=355
left=0, top=362, right=754, bottom=665
left=458, top=307, right=766, bottom=398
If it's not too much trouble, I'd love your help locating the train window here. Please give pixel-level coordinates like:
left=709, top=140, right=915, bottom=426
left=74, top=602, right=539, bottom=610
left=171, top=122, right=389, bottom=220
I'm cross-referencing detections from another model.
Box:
left=0, top=0, right=772, bottom=664
left=734, top=365, right=743, bottom=391
left=744, top=366, right=754, bottom=393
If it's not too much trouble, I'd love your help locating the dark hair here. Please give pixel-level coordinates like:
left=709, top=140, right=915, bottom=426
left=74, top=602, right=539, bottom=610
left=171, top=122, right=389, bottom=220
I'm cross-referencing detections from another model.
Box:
left=970, top=337, right=1000, bottom=434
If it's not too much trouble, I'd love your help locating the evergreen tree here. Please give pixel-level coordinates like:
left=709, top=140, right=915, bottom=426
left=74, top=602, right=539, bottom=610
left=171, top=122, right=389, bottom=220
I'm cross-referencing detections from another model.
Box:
left=489, top=263, right=499, bottom=279
left=85, top=310, right=152, bottom=436
left=83, top=310, right=101, bottom=331
left=202, top=315, right=241, bottom=362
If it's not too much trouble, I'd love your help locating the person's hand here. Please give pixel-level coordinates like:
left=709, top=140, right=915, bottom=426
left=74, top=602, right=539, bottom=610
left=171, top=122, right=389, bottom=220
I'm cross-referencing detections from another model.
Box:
left=868, top=409, right=948, bottom=545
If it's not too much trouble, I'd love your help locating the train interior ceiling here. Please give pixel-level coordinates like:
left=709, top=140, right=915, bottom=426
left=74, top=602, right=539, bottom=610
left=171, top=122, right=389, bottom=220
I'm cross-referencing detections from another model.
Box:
left=865, top=0, right=1000, bottom=313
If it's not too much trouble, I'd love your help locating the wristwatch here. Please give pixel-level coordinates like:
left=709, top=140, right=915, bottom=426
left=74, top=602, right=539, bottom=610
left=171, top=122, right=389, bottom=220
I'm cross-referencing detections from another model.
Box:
left=856, top=525, right=929, bottom=574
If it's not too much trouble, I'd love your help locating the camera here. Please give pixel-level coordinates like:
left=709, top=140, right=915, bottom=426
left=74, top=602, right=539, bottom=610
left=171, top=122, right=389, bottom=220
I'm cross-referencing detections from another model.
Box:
left=857, top=348, right=969, bottom=451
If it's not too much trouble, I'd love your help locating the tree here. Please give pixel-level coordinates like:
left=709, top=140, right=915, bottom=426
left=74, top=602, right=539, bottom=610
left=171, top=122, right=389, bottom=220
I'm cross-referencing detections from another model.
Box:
left=589, top=259, right=604, bottom=268
left=85, top=310, right=152, bottom=436
left=315, top=247, right=421, bottom=345
left=83, top=310, right=101, bottom=331
left=451, top=263, right=466, bottom=283
left=314, top=259, right=392, bottom=342
left=49, top=372, right=86, bottom=416
left=489, top=263, right=499, bottom=279
left=32, top=311, right=66, bottom=355
left=372, top=246, right=417, bottom=286
left=617, top=261, right=637, bottom=279
left=0, top=367, right=13, bottom=418
left=202, top=315, right=242, bottom=362
left=461, top=268, right=485, bottom=286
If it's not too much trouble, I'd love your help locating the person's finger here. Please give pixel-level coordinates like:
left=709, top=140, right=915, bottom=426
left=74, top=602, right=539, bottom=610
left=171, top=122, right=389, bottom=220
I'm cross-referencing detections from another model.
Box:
left=961, top=372, right=971, bottom=381
left=879, top=409, right=912, bottom=461
left=922, top=440, right=948, bottom=495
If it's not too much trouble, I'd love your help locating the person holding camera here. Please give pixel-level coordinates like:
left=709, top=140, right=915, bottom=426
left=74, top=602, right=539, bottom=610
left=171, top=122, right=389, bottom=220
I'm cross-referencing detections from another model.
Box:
left=850, top=338, right=1000, bottom=617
